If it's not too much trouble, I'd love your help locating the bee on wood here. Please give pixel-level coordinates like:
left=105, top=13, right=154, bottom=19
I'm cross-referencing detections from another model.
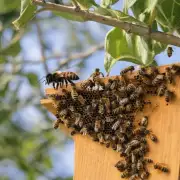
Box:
left=80, top=126, right=89, bottom=136
left=120, top=66, right=135, bottom=76
left=167, top=46, right=173, bottom=57
left=112, top=120, right=121, bottom=130
left=80, top=79, right=95, bottom=90
left=165, top=67, right=173, bottom=84
left=131, top=153, right=136, bottom=164
left=152, top=74, right=165, bottom=86
left=127, top=83, right=136, bottom=93
left=113, top=106, right=125, bottom=114
left=115, top=160, right=127, bottom=172
left=70, top=130, right=77, bottom=136
left=94, top=120, right=104, bottom=132
left=128, top=139, right=140, bottom=148
left=59, top=109, right=69, bottom=118
left=135, top=85, right=145, bottom=96
left=45, top=71, right=79, bottom=89
left=102, top=98, right=111, bottom=114
left=74, top=113, right=83, bottom=127
left=71, top=85, right=78, bottom=101
left=143, top=158, right=153, bottom=164
left=97, top=133, right=105, bottom=144
left=53, top=119, right=63, bottom=129
left=121, top=171, right=131, bottom=178
left=140, top=171, right=150, bottom=179
left=135, top=99, right=144, bottom=111
left=98, top=104, right=105, bottom=114
left=148, top=132, right=158, bottom=142
left=109, top=77, right=119, bottom=90
left=119, top=97, right=130, bottom=106
left=78, top=95, right=86, bottom=105
left=130, top=93, right=139, bottom=101
left=164, top=89, right=174, bottom=103
left=137, top=159, right=144, bottom=171
left=157, top=84, right=167, bottom=96
left=90, top=68, right=104, bottom=78
left=92, top=76, right=105, bottom=90
left=138, top=116, right=148, bottom=127
left=129, top=174, right=139, bottom=180
left=154, top=163, right=169, bottom=173
left=116, top=143, right=124, bottom=153
left=170, top=64, right=180, bottom=74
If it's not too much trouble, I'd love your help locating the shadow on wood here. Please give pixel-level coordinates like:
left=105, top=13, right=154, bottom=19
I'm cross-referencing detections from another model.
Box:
left=40, top=64, right=180, bottom=180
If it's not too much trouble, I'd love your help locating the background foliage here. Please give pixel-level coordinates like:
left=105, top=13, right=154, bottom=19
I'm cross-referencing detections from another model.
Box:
left=0, top=0, right=179, bottom=179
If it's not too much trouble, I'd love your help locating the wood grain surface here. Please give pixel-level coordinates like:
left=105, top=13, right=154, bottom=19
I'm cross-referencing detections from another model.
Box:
left=41, top=64, right=180, bottom=180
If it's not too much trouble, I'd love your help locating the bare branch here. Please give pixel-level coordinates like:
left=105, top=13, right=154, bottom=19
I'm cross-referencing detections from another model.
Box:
left=35, top=19, right=49, bottom=73
left=32, top=0, right=180, bottom=47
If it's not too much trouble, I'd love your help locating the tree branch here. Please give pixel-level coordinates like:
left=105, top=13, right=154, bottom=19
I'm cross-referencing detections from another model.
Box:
left=32, top=0, right=180, bottom=47
left=35, top=19, right=49, bottom=73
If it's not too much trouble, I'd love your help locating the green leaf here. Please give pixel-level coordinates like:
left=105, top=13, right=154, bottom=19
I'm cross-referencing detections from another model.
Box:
left=44, top=157, right=52, bottom=169
left=0, top=56, right=6, bottom=64
left=100, top=0, right=119, bottom=8
left=53, top=11, right=87, bottom=22
left=12, top=0, right=37, bottom=30
left=104, top=52, right=118, bottom=73
left=0, top=74, right=13, bottom=90
left=125, top=0, right=137, bottom=9
left=26, top=73, right=38, bottom=87
left=0, top=0, right=20, bottom=14
left=0, top=32, right=21, bottom=56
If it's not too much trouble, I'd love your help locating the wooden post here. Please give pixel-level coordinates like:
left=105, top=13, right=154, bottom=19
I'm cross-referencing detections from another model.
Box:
left=41, top=64, right=180, bottom=180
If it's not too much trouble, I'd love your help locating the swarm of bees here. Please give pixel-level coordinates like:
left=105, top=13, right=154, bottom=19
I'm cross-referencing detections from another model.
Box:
left=46, top=64, right=180, bottom=180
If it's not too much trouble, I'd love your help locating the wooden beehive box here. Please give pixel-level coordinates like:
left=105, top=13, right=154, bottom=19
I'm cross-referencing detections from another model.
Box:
left=40, top=64, right=180, bottom=180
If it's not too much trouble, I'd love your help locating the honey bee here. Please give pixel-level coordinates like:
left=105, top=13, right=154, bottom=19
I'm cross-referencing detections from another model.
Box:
left=143, top=158, right=153, bottom=164
left=129, top=174, right=139, bottom=180
left=125, top=104, right=134, bottom=112
left=113, top=106, right=125, bottom=114
left=78, top=95, right=86, bottom=105
left=90, top=68, right=104, bottom=78
left=80, top=126, right=89, bottom=136
left=167, top=46, right=173, bottom=57
left=119, top=97, right=130, bottom=106
left=131, top=153, right=136, bottom=164
left=141, top=76, right=152, bottom=86
left=154, top=163, right=169, bottom=173
left=130, top=93, right=139, bottom=101
left=116, top=143, right=124, bottom=153
left=138, top=116, right=148, bottom=127
left=127, top=83, right=136, bottom=93
left=105, top=79, right=113, bottom=90
left=148, top=132, right=158, bottom=142
left=137, top=159, right=144, bottom=170
left=94, top=120, right=104, bottom=132
left=164, top=89, right=173, bottom=103
left=45, top=71, right=79, bottom=89
left=120, top=66, right=135, bottom=76
left=138, top=67, right=148, bottom=76
left=71, top=85, right=78, bottom=101
left=152, top=74, right=165, bottom=86
left=105, top=116, right=115, bottom=122
left=102, top=98, right=111, bottom=114
left=98, top=104, right=105, bottom=114
left=135, top=99, right=144, bottom=111
left=115, top=160, right=127, bottom=172
left=91, top=99, right=98, bottom=110
left=53, top=119, right=63, bottom=129
left=97, top=133, right=105, bottom=144
left=109, top=78, right=119, bottom=90
left=111, top=100, right=118, bottom=109
left=148, top=66, right=159, bottom=77
left=121, top=171, right=131, bottom=178
left=157, top=84, right=167, bottom=96
left=59, top=109, right=69, bottom=118
left=135, top=85, right=145, bottom=96
left=112, top=120, right=121, bottom=130
left=93, top=76, right=105, bottom=89
left=170, top=64, right=180, bottom=75
left=70, top=130, right=76, bottom=136
left=140, top=171, right=150, bottom=179
left=80, top=79, right=95, bottom=90
left=165, top=67, right=173, bottom=84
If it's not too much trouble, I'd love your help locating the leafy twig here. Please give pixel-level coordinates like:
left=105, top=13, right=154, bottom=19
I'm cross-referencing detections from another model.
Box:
left=32, top=0, right=180, bottom=47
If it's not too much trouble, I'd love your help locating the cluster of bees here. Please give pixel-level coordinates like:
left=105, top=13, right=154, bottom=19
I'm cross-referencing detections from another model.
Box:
left=45, top=64, right=180, bottom=180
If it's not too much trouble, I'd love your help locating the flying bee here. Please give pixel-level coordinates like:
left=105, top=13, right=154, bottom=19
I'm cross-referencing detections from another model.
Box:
left=154, top=163, right=169, bottom=173
left=44, top=71, right=79, bottom=89
left=170, top=64, right=180, bottom=74
left=119, top=97, right=130, bottom=106
left=140, top=171, right=150, bottom=179
left=143, top=158, right=153, bottom=164
left=78, top=95, right=86, bottom=105
left=80, top=79, right=95, bottom=90
left=71, top=85, right=78, bottom=101
left=94, top=119, right=104, bottom=132
left=138, top=116, right=148, bottom=127
left=157, top=84, right=167, bottom=96
left=112, top=120, right=121, bottom=130
left=164, top=89, right=174, bottom=103
left=167, top=46, right=173, bottom=57
left=120, top=66, right=135, bottom=76
left=90, top=68, right=104, bottom=78
left=152, top=74, right=165, bottom=86
left=165, top=67, right=173, bottom=84
left=127, top=83, right=136, bottom=93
